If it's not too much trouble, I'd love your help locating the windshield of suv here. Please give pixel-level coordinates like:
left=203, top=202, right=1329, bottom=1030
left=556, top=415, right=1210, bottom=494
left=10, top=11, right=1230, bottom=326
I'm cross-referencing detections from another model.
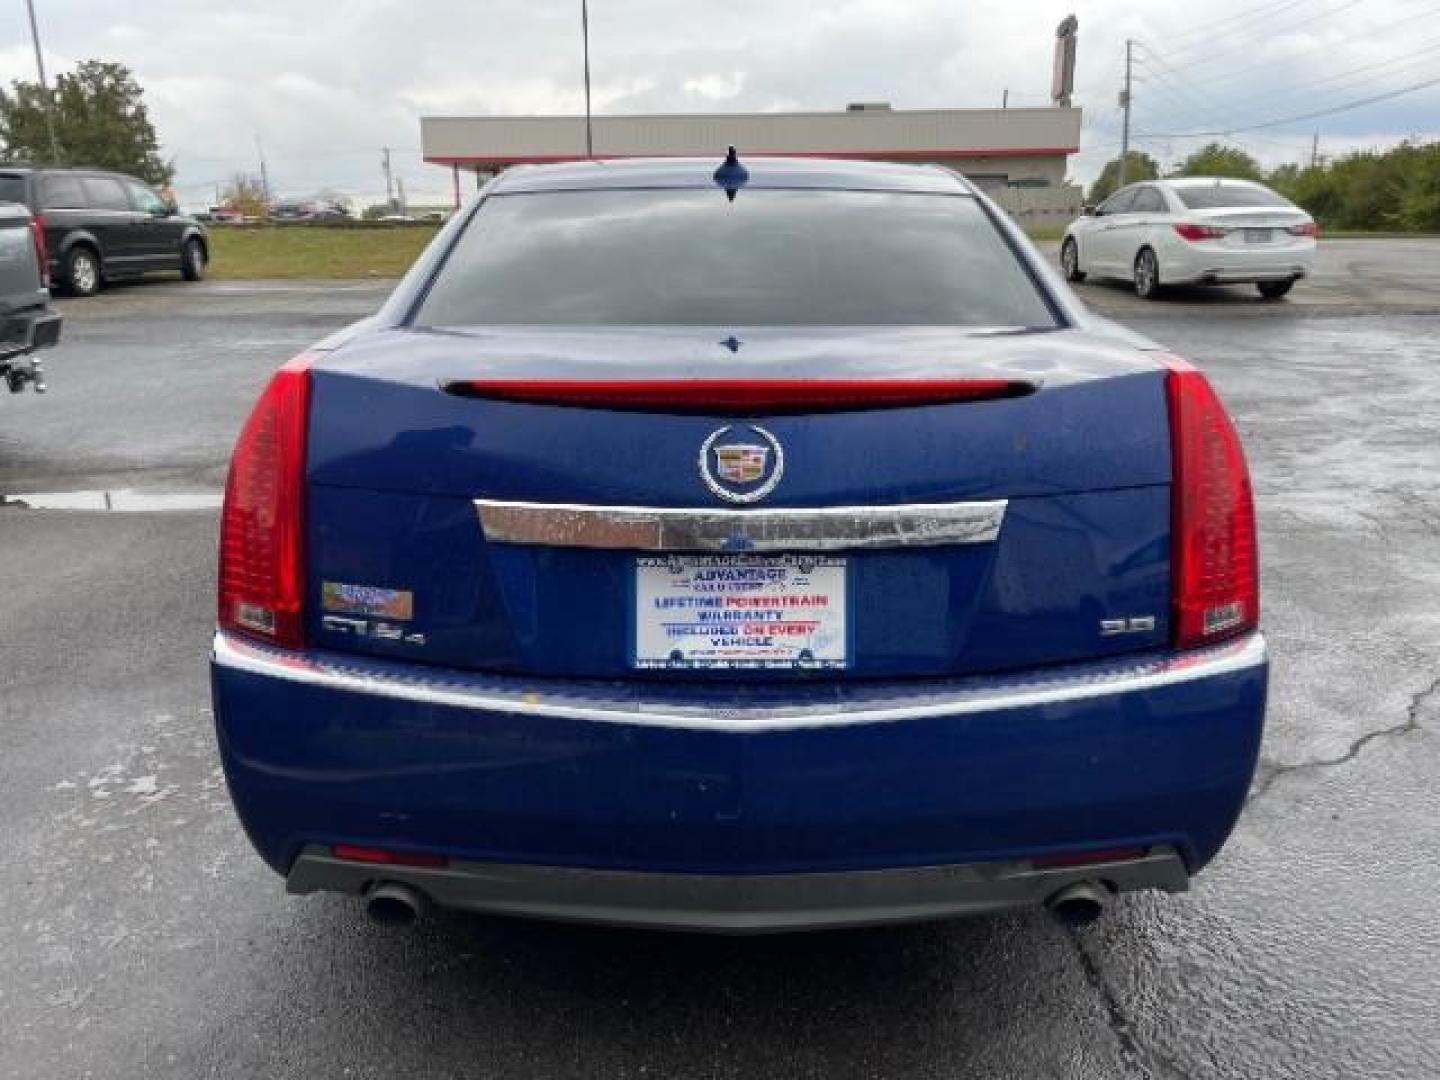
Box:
left=416, top=188, right=1057, bottom=328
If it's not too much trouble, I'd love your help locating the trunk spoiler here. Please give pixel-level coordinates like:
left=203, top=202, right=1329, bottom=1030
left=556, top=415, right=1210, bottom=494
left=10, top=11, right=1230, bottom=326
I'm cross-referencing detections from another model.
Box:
left=441, top=378, right=1037, bottom=415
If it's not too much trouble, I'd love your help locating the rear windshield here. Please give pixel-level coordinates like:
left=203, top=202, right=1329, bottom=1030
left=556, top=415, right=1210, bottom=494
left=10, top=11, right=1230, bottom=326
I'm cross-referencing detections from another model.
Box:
left=0, top=174, right=27, bottom=205
left=1174, top=183, right=1293, bottom=210
left=415, top=189, right=1056, bottom=328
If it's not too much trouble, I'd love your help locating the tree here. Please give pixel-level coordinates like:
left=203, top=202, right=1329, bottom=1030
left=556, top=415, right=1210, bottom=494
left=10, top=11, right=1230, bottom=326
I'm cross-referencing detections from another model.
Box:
left=1396, top=142, right=1440, bottom=232
left=1261, top=139, right=1440, bottom=231
left=1173, top=143, right=1262, bottom=182
left=0, top=60, right=172, bottom=184
left=220, top=173, right=269, bottom=218
left=1088, top=152, right=1159, bottom=203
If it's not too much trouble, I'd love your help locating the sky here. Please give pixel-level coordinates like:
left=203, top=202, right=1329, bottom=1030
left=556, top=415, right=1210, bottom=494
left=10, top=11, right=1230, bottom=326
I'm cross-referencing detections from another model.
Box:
left=2, top=0, right=1437, bottom=210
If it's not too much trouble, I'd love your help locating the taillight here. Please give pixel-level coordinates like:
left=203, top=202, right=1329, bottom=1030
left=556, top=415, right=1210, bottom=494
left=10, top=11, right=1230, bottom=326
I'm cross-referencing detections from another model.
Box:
left=30, top=216, right=49, bottom=289
left=1287, top=221, right=1319, bottom=238
left=1173, top=222, right=1227, bottom=242
left=1163, top=356, right=1258, bottom=650
left=218, top=352, right=315, bottom=649
left=442, top=378, right=1035, bottom=414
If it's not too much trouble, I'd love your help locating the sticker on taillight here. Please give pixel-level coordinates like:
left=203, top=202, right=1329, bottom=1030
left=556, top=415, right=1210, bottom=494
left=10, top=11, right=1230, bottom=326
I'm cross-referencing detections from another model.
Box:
left=1202, top=601, right=1245, bottom=637
left=234, top=602, right=277, bottom=636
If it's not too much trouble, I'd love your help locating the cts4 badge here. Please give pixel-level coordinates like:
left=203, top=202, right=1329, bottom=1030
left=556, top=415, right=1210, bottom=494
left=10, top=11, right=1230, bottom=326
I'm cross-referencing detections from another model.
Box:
left=699, top=424, right=784, bottom=504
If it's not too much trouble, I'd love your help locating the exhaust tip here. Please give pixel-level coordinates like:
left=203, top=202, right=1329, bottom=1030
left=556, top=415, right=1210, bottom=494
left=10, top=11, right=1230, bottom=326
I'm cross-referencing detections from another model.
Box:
left=1045, top=881, right=1110, bottom=929
left=364, top=881, right=429, bottom=927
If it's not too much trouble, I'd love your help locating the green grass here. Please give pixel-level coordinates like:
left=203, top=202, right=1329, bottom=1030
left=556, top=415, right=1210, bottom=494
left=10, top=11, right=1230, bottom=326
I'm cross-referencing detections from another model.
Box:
left=1023, top=225, right=1067, bottom=243
left=207, top=224, right=442, bottom=280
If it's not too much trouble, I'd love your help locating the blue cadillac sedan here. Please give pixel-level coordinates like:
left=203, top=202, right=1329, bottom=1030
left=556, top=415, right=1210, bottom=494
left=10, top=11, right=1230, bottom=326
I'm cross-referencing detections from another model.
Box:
left=211, top=155, right=1267, bottom=932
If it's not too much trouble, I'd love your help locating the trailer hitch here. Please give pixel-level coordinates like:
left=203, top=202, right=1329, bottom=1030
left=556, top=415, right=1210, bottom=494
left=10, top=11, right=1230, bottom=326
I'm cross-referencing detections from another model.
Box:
left=3, top=354, right=45, bottom=394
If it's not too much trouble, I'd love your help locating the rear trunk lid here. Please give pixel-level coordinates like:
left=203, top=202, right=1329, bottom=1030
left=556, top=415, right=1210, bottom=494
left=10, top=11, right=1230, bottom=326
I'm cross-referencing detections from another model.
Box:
left=303, top=326, right=1173, bottom=679
left=1189, top=206, right=1312, bottom=247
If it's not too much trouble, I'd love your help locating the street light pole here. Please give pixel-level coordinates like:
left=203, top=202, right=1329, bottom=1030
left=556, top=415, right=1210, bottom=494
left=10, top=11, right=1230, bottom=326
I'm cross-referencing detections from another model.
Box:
left=581, top=0, right=594, bottom=157
left=24, top=0, right=62, bottom=164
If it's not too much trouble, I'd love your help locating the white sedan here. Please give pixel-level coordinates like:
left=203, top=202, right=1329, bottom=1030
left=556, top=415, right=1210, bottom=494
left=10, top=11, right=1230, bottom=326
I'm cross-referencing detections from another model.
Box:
left=1061, top=177, right=1317, bottom=300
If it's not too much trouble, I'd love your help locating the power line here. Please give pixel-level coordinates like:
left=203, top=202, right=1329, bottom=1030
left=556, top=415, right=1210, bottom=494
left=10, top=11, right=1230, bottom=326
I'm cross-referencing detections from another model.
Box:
left=1137, top=73, right=1440, bottom=138
left=1251, top=41, right=1440, bottom=111
left=1147, top=0, right=1366, bottom=72
left=1128, top=13, right=1440, bottom=136
left=1138, top=42, right=1440, bottom=135
left=1192, top=14, right=1440, bottom=89
left=1134, top=64, right=1253, bottom=129
left=1160, top=0, right=1316, bottom=47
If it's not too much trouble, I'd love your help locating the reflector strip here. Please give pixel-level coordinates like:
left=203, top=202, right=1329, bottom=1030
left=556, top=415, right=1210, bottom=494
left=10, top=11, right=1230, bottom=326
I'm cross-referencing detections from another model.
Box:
left=1032, top=846, right=1149, bottom=869
left=331, top=844, right=449, bottom=869
left=442, top=378, right=1035, bottom=414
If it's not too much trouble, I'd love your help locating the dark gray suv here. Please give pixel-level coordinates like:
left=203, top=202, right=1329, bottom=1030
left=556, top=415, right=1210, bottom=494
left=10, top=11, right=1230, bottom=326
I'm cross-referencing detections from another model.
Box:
left=0, top=167, right=209, bottom=297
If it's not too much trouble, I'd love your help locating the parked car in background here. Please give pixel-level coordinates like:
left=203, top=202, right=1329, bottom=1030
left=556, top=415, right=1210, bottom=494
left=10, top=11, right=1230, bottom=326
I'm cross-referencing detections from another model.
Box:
left=1062, top=177, right=1318, bottom=300
left=0, top=166, right=209, bottom=297
left=271, top=199, right=353, bottom=222
left=0, top=199, right=60, bottom=395
left=213, top=157, right=1268, bottom=935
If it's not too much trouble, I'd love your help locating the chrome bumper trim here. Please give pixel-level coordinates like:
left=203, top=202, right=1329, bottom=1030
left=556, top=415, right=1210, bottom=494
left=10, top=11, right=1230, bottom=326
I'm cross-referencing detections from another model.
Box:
left=474, top=497, right=1008, bottom=552
left=287, top=843, right=1189, bottom=933
left=212, top=631, right=1267, bottom=733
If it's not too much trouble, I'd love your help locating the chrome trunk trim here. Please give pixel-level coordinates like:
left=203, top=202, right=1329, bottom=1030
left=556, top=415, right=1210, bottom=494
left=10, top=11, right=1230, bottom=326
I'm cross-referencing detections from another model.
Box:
left=473, top=498, right=1008, bottom=552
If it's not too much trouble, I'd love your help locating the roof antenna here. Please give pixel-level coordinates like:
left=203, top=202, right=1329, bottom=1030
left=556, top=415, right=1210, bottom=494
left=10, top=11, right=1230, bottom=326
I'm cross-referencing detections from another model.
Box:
left=713, top=146, right=749, bottom=202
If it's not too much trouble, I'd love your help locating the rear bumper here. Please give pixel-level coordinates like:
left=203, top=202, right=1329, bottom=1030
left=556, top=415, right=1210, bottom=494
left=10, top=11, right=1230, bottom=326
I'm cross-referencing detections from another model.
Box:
left=0, top=306, right=61, bottom=360
left=212, top=631, right=1267, bottom=925
left=1159, top=237, right=1315, bottom=285
left=287, top=842, right=1190, bottom=933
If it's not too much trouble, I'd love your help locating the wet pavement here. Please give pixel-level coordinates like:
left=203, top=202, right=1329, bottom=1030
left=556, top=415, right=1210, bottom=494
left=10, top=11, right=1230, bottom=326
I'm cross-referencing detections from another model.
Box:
left=2, top=271, right=1438, bottom=1078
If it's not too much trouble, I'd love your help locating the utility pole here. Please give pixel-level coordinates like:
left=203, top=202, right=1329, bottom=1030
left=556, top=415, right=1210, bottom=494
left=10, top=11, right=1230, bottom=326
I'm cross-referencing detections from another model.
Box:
left=1002, top=88, right=1009, bottom=109
left=581, top=0, right=594, bottom=157
left=23, top=0, right=62, bottom=164
left=1118, top=39, right=1133, bottom=188
left=255, top=135, right=271, bottom=211
left=381, top=146, right=395, bottom=210
left=1310, top=131, right=1320, bottom=169
left=396, top=175, right=406, bottom=216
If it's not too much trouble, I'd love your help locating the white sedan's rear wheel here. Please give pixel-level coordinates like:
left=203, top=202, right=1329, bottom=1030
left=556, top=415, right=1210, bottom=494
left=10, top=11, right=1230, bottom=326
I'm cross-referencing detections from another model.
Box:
left=1061, top=238, right=1085, bottom=283
left=1134, top=248, right=1162, bottom=300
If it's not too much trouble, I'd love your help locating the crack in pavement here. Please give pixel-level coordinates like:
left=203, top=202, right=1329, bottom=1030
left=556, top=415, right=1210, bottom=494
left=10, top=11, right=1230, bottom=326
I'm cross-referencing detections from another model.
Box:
left=1068, top=930, right=1195, bottom=1080
left=1249, top=671, right=1440, bottom=804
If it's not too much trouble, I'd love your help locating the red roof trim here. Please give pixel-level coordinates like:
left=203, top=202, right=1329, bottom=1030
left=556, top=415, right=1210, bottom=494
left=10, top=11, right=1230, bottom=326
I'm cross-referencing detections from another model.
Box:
left=425, top=147, right=1079, bottom=166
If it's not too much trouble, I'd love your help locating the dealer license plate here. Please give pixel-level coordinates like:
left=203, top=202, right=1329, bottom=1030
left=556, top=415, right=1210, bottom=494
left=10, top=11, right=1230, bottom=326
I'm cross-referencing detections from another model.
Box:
left=633, top=555, right=848, bottom=670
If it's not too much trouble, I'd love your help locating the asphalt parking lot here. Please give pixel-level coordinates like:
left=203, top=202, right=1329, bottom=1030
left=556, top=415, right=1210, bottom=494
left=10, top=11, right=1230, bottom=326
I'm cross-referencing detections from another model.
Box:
left=3, top=248, right=1439, bottom=1078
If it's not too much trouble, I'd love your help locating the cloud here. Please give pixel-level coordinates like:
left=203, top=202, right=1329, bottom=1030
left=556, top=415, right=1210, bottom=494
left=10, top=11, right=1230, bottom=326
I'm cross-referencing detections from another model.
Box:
left=0, top=0, right=1435, bottom=207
